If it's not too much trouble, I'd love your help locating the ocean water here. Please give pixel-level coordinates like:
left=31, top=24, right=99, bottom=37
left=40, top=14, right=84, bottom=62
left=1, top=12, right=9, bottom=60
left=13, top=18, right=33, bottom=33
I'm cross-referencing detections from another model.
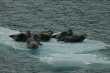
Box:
left=0, top=0, right=110, bottom=73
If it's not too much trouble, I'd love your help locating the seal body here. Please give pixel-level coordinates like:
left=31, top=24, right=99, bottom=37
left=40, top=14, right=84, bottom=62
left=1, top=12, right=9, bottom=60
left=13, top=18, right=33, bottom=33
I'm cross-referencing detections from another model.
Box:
left=9, top=33, right=27, bottom=42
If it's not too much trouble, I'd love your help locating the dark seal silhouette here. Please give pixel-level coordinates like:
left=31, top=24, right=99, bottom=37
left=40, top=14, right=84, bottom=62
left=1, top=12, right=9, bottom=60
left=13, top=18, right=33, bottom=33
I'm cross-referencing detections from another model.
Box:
left=38, top=30, right=53, bottom=42
left=52, top=29, right=87, bottom=43
left=9, top=33, right=27, bottom=42
left=9, top=31, right=32, bottom=42
left=9, top=31, right=42, bottom=49
left=26, top=37, right=40, bottom=49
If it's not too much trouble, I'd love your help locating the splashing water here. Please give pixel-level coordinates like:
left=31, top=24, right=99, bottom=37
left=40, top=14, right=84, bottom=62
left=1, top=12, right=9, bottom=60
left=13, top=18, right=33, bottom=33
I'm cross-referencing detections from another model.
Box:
left=0, top=27, right=109, bottom=67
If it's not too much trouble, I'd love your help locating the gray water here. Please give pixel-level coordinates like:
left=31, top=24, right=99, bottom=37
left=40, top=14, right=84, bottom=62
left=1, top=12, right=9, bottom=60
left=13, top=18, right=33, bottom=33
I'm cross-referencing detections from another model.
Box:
left=0, top=0, right=110, bottom=73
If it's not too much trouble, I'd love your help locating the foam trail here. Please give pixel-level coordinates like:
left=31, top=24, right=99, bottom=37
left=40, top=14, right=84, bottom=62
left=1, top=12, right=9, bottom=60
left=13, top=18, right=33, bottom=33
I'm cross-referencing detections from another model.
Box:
left=105, top=45, right=110, bottom=47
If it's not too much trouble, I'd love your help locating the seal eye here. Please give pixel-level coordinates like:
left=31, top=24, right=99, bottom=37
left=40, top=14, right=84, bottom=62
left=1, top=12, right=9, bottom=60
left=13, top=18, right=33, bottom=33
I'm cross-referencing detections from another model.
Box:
left=9, top=35, right=15, bottom=38
left=9, top=35, right=17, bottom=40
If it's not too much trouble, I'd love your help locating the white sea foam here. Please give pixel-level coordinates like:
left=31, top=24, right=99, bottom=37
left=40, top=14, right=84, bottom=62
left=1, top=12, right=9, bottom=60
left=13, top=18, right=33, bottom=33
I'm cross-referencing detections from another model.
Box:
left=38, top=39, right=110, bottom=66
